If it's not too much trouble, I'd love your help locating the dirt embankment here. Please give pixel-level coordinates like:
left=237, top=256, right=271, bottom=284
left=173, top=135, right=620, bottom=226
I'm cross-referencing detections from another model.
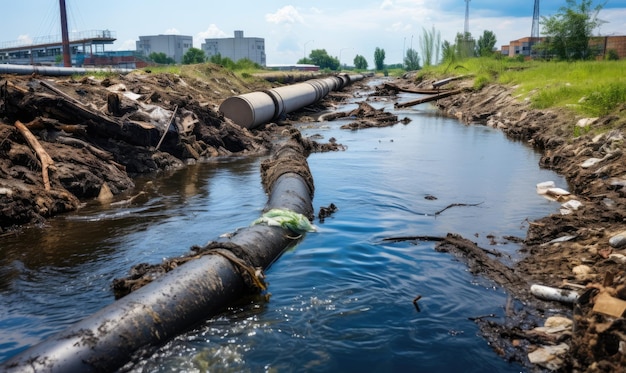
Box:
left=0, top=66, right=345, bottom=233
left=387, top=76, right=626, bottom=371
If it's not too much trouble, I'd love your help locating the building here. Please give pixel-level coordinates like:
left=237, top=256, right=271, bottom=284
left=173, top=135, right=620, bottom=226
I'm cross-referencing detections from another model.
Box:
left=502, top=35, right=626, bottom=60
left=0, top=30, right=116, bottom=66
left=201, top=30, right=266, bottom=66
left=136, top=34, right=193, bottom=64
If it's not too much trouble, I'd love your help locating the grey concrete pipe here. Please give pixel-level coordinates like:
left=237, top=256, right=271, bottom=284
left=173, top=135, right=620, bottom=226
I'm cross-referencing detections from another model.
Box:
left=0, top=63, right=133, bottom=76
left=219, top=74, right=365, bottom=129
left=1, top=136, right=314, bottom=373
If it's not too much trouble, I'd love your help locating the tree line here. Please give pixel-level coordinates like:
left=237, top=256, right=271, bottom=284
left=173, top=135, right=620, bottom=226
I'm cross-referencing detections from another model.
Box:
left=148, top=1, right=612, bottom=70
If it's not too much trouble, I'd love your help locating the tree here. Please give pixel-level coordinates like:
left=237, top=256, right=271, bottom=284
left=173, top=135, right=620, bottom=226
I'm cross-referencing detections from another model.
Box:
left=353, top=54, right=368, bottom=70
left=540, top=0, right=605, bottom=60
left=455, top=32, right=475, bottom=59
left=441, top=40, right=456, bottom=63
left=183, top=48, right=206, bottom=64
left=209, top=53, right=235, bottom=69
left=420, top=26, right=441, bottom=66
left=476, top=30, right=497, bottom=57
left=374, top=47, right=385, bottom=71
left=404, top=48, right=421, bottom=71
left=148, top=52, right=175, bottom=64
left=302, top=49, right=340, bottom=70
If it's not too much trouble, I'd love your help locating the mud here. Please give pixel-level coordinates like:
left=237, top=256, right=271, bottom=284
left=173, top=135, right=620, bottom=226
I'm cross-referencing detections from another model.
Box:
left=0, top=67, right=340, bottom=233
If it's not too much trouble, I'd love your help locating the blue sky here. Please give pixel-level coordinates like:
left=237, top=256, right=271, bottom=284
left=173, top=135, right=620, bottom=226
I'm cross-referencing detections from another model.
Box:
left=1, top=1, right=625, bottom=66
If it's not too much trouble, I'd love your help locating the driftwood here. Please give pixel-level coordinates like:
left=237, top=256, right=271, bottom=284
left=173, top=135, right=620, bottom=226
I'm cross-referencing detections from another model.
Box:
left=14, top=120, right=54, bottom=191
left=383, top=233, right=521, bottom=288
left=382, top=82, right=447, bottom=95
left=435, top=202, right=483, bottom=216
left=394, top=89, right=463, bottom=108
left=432, top=75, right=473, bottom=88
left=55, top=135, right=113, bottom=160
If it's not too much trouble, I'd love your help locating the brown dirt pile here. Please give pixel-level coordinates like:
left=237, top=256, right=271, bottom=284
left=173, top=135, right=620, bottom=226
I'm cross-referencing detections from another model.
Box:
left=0, top=67, right=338, bottom=232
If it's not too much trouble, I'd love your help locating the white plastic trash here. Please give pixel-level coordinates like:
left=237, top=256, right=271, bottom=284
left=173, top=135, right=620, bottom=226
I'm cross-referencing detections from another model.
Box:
left=530, top=284, right=579, bottom=303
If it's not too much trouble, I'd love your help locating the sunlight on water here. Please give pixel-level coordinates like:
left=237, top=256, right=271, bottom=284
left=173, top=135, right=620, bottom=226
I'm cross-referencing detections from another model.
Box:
left=0, top=80, right=566, bottom=372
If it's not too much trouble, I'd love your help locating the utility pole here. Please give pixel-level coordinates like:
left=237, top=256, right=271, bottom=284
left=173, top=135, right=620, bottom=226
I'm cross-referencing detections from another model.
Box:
left=59, top=0, right=71, bottom=67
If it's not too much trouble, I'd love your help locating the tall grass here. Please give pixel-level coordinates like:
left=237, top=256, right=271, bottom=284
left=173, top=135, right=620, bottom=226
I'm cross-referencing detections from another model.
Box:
left=421, top=58, right=626, bottom=118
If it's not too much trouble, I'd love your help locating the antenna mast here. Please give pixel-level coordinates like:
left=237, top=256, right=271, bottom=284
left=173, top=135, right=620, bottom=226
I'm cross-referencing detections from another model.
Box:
left=464, top=0, right=470, bottom=35
left=531, top=0, right=540, bottom=38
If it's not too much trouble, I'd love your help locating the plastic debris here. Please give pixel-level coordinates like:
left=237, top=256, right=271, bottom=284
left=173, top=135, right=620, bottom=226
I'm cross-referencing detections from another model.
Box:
left=528, top=343, right=569, bottom=371
left=252, top=208, right=317, bottom=234
left=593, top=292, right=626, bottom=318
left=530, top=284, right=580, bottom=303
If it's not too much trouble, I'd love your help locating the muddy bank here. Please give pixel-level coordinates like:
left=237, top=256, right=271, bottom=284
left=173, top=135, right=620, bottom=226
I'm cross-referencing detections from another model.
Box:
left=384, top=76, right=626, bottom=371
left=0, top=67, right=350, bottom=233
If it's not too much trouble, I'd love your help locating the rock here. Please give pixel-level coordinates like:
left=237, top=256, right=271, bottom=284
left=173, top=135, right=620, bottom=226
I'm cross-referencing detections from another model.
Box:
left=572, top=265, right=592, bottom=280
left=581, top=157, right=603, bottom=169
left=528, top=343, right=569, bottom=371
left=576, top=117, right=598, bottom=127
left=609, top=231, right=626, bottom=249
left=560, top=199, right=583, bottom=215
left=608, top=253, right=626, bottom=264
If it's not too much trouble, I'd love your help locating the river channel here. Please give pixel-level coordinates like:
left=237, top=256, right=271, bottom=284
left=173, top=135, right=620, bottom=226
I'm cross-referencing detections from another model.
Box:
left=0, top=78, right=566, bottom=372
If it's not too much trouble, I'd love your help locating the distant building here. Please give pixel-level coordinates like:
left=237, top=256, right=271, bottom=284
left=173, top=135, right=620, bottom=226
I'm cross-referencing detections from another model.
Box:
left=502, top=35, right=626, bottom=60
left=136, top=34, right=193, bottom=64
left=201, top=30, right=266, bottom=66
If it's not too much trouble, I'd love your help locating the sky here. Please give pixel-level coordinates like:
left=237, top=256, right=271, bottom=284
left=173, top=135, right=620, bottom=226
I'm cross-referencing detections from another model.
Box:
left=1, top=1, right=625, bottom=66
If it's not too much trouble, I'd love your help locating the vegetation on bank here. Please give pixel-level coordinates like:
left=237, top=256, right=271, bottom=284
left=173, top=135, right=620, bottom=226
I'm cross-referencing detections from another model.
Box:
left=421, top=58, right=626, bottom=123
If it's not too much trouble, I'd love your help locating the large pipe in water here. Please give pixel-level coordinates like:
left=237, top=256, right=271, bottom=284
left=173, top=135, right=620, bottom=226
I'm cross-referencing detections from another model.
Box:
left=0, top=63, right=134, bottom=76
left=1, top=134, right=314, bottom=373
left=219, top=73, right=365, bottom=129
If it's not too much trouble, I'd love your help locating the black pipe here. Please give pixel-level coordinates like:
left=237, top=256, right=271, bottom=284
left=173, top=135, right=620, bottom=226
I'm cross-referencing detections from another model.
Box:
left=1, top=135, right=314, bottom=372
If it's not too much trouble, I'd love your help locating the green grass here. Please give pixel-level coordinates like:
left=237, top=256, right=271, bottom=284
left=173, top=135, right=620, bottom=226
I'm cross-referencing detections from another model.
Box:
left=421, top=57, right=626, bottom=119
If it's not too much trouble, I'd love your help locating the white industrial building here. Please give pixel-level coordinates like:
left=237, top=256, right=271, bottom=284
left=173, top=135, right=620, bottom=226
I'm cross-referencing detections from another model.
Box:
left=136, top=34, right=193, bottom=64
left=201, top=30, right=266, bottom=66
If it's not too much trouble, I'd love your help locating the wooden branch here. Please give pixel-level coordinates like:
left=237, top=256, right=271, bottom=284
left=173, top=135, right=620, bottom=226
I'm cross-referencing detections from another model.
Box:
left=14, top=120, right=54, bottom=191
left=434, top=202, right=483, bottom=216
left=395, top=89, right=463, bottom=108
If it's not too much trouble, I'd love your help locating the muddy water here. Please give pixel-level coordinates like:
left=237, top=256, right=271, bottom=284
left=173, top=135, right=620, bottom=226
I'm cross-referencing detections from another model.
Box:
left=1, top=80, right=566, bottom=372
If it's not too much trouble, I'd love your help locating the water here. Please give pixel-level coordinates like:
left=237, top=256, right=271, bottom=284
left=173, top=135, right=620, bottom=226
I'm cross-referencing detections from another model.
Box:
left=0, top=80, right=565, bottom=372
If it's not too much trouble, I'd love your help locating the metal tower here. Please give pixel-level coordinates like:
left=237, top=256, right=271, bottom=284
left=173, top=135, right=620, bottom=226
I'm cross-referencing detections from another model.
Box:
left=531, top=0, right=540, bottom=38
left=464, top=0, right=470, bottom=35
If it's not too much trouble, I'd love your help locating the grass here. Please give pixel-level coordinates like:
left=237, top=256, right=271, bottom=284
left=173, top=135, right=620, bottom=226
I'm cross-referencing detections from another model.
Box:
left=421, top=57, right=626, bottom=121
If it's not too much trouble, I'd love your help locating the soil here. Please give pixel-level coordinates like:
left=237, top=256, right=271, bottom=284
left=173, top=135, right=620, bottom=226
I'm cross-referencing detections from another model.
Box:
left=2, top=66, right=626, bottom=371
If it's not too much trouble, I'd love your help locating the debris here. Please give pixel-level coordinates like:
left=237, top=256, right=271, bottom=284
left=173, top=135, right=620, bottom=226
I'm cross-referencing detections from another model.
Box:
left=593, top=292, right=626, bottom=318
left=527, top=343, right=569, bottom=371
left=530, top=284, right=580, bottom=304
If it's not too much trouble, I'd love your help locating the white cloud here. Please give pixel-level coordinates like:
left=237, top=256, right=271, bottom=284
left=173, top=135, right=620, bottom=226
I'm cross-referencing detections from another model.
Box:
left=196, top=24, right=228, bottom=46
left=265, top=6, right=304, bottom=25
left=380, top=0, right=393, bottom=10
left=165, top=28, right=180, bottom=35
left=17, top=34, right=32, bottom=46
left=118, top=39, right=136, bottom=51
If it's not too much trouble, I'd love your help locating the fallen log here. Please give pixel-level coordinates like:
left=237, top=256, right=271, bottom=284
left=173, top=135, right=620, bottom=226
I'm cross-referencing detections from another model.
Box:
left=14, top=120, right=54, bottom=191
left=1, top=130, right=315, bottom=373
left=382, top=82, right=447, bottom=95
left=394, top=89, right=463, bottom=108
left=432, top=75, right=472, bottom=88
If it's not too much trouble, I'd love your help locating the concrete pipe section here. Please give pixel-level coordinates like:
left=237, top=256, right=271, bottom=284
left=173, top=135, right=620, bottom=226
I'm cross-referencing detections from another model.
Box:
left=219, top=73, right=365, bottom=129
left=0, top=63, right=133, bottom=76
